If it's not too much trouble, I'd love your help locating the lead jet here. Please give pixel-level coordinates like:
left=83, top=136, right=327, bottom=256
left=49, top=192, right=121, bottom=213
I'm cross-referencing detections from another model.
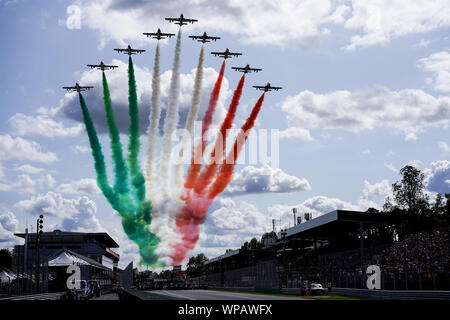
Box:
left=143, top=28, right=175, bottom=40
left=114, top=45, right=145, bottom=56
left=232, top=64, right=262, bottom=74
left=253, top=83, right=282, bottom=92
left=62, top=83, right=93, bottom=92
left=189, top=32, right=220, bottom=43
left=211, top=48, right=242, bottom=59
left=165, top=13, right=198, bottom=26
left=87, top=61, right=118, bottom=71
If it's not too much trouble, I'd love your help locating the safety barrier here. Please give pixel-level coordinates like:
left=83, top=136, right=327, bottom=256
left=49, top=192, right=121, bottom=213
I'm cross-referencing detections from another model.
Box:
left=332, top=287, right=450, bottom=300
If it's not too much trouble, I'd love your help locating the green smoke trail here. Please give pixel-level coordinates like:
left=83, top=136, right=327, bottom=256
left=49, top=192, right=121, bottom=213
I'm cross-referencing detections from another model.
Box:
left=79, top=91, right=162, bottom=267
left=127, top=56, right=146, bottom=203
left=102, top=72, right=130, bottom=196
left=78, top=93, right=115, bottom=206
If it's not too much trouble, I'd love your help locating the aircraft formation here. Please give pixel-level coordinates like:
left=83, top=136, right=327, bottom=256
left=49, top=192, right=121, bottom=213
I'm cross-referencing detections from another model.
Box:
left=63, top=13, right=282, bottom=93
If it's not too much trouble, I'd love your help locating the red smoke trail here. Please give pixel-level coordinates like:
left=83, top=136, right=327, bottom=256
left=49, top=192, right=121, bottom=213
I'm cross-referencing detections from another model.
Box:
left=171, top=93, right=265, bottom=265
left=207, top=92, right=265, bottom=199
left=193, top=74, right=246, bottom=196
left=182, top=60, right=226, bottom=198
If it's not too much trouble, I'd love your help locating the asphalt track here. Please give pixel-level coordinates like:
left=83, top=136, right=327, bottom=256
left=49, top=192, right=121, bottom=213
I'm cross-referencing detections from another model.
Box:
left=144, top=289, right=306, bottom=300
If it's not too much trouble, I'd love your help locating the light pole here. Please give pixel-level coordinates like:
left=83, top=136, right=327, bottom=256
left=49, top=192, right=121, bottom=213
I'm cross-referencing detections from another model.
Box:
left=35, top=214, right=44, bottom=293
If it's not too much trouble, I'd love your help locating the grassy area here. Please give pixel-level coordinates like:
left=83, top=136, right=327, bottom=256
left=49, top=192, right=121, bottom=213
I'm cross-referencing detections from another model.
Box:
left=208, top=289, right=364, bottom=300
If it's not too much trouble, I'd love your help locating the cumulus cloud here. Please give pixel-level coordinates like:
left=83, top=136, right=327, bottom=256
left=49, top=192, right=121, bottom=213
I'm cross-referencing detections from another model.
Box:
left=0, top=209, right=19, bottom=243
left=281, top=86, right=450, bottom=140
left=72, top=145, right=91, bottom=153
left=0, top=134, right=58, bottom=163
left=56, top=178, right=101, bottom=196
left=67, top=0, right=349, bottom=49
left=57, top=59, right=230, bottom=134
left=65, top=1, right=450, bottom=50
left=0, top=173, right=55, bottom=195
left=343, top=0, right=450, bottom=50
left=424, top=160, right=450, bottom=194
left=223, top=164, right=311, bottom=196
left=194, top=198, right=269, bottom=257
left=9, top=113, right=83, bottom=137
left=14, top=164, right=44, bottom=174
left=279, top=127, right=314, bottom=141
left=13, top=192, right=101, bottom=233
left=417, top=50, right=450, bottom=93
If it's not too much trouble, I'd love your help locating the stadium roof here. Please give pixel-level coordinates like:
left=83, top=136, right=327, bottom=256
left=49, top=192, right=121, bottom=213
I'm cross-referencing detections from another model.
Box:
left=14, top=230, right=119, bottom=248
left=279, top=209, right=401, bottom=240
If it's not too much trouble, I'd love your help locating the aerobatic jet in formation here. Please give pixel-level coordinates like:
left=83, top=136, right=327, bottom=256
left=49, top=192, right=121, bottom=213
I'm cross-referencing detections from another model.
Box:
left=253, top=83, right=282, bottom=92
left=114, top=45, right=146, bottom=55
left=165, top=14, right=198, bottom=26
left=211, top=48, right=242, bottom=59
left=189, top=32, right=220, bottom=43
left=143, top=28, right=175, bottom=40
left=86, top=61, right=118, bottom=71
left=232, top=64, right=262, bottom=74
left=62, top=83, right=93, bottom=92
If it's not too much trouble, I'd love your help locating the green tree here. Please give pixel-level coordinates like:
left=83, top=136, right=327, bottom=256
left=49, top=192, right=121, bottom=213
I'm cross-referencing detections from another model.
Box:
left=186, top=253, right=208, bottom=277
left=388, top=165, right=430, bottom=215
left=0, top=249, right=13, bottom=269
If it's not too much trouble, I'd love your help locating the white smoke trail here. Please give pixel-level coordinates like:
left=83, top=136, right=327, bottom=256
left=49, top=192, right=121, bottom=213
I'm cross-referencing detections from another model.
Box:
left=172, top=45, right=204, bottom=198
left=159, top=29, right=182, bottom=199
left=146, top=42, right=161, bottom=204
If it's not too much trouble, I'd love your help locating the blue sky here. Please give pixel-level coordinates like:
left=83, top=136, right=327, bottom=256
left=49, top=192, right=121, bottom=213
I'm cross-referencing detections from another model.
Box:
left=0, top=0, right=449, bottom=268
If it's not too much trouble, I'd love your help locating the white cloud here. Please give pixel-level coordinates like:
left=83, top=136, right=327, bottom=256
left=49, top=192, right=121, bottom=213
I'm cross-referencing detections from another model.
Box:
left=438, top=141, right=450, bottom=153
left=344, top=0, right=450, bottom=50
left=14, top=164, right=44, bottom=174
left=279, top=127, right=314, bottom=141
left=56, top=178, right=101, bottom=196
left=0, top=209, right=18, bottom=244
left=0, top=174, right=36, bottom=194
left=69, top=0, right=349, bottom=49
left=361, top=148, right=370, bottom=155
left=0, top=134, right=58, bottom=163
left=223, top=164, right=311, bottom=196
left=415, top=39, right=431, bottom=48
left=58, top=59, right=231, bottom=134
left=14, top=192, right=102, bottom=232
left=385, top=163, right=398, bottom=173
left=424, top=160, right=450, bottom=194
left=67, top=1, right=450, bottom=50
left=9, top=113, right=83, bottom=137
left=417, top=50, right=450, bottom=92
left=72, top=145, right=91, bottom=153
left=281, top=86, right=450, bottom=140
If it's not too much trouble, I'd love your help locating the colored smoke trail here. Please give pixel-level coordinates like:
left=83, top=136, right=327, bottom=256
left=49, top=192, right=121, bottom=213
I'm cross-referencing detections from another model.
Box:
left=160, top=28, right=182, bottom=199
left=78, top=93, right=115, bottom=206
left=182, top=60, right=226, bottom=194
left=146, top=42, right=161, bottom=203
left=127, top=56, right=146, bottom=203
left=102, top=72, right=129, bottom=196
left=171, top=93, right=266, bottom=265
left=208, top=93, right=266, bottom=199
left=173, top=45, right=205, bottom=195
left=80, top=88, right=161, bottom=266
left=193, top=74, right=246, bottom=196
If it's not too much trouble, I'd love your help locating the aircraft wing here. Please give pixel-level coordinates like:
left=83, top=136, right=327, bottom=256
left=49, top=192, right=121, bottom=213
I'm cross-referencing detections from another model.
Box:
left=252, top=86, right=266, bottom=90
left=271, top=86, right=282, bottom=90
left=211, top=52, right=223, bottom=56
left=185, top=18, right=198, bottom=23
left=165, top=18, right=177, bottom=22
left=62, top=86, right=75, bottom=90
left=231, top=67, right=244, bottom=71
left=86, top=65, right=96, bottom=68
left=230, top=52, right=242, bottom=56
left=208, top=36, right=220, bottom=41
left=132, top=49, right=146, bottom=53
left=114, top=48, right=125, bottom=52
left=188, top=35, right=201, bottom=40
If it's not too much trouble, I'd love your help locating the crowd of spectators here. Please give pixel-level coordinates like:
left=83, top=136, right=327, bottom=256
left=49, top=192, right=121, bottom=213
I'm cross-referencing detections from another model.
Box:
left=381, top=229, right=449, bottom=273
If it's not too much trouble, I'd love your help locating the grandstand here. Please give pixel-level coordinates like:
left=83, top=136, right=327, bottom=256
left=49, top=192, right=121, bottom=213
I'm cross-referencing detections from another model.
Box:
left=202, top=210, right=449, bottom=290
